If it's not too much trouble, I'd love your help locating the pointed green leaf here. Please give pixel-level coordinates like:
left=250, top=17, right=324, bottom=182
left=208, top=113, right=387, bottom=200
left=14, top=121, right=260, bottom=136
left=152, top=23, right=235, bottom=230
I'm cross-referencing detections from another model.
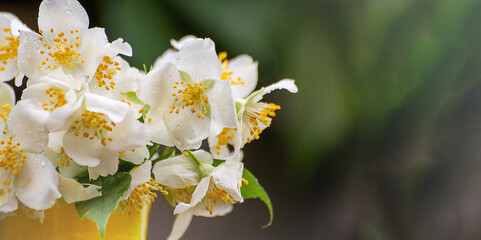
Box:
left=75, top=172, right=132, bottom=239
left=241, top=168, right=273, bottom=228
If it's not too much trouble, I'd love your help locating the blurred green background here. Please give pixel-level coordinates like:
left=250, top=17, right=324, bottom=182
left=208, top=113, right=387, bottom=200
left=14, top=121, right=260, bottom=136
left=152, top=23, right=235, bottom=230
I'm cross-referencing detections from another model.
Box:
left=6, top=0, right=481, bottom=239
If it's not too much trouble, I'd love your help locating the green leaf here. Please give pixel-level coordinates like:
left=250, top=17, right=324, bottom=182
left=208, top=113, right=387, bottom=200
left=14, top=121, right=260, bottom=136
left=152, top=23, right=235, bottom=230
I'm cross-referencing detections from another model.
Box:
left=152, top=146, right=175, bottom=164
left=75, top=172, right=132, bottom=239
left=241, top=168, right=273, bottom=228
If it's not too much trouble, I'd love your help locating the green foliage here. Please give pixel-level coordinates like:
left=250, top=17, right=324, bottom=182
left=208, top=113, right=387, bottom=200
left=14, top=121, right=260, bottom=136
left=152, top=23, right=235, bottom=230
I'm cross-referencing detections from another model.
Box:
left=241, top=168, right=273, bottom=228
left=75, top=172, right=132, bottom=239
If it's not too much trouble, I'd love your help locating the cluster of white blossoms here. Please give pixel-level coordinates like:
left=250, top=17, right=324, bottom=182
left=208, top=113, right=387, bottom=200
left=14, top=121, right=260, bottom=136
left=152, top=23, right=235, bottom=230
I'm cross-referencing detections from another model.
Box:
left=0, top=0, right=297, bottom=239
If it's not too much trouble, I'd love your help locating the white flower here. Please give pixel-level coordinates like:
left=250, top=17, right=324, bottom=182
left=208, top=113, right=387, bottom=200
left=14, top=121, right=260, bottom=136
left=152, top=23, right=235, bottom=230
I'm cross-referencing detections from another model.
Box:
left=120, top=160, right=167, bottom=214
left=209, top=79, right=298, bottom=159
left=139, top=38, right=237, bottom=150
left=0, top=12, right=31, bottom=85
left=0, top=104, right=61, bottom=215
left=18, top=69, right=78, bottom=131
left=217, top=51, right=258, bottom=99
left=17, top=0, right=114, bottom=90
left=153, top=150, right=244, bottom=240
left=58, top=93, right=149, bottom=179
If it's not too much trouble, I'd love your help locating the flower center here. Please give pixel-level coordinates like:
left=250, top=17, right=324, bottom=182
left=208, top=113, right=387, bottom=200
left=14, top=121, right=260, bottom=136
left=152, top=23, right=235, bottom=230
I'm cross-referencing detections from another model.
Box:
left=0, top=28, right=19, bottom=71
left=94, top=56, right=121, bottom=91
left=169, top=183, right=194, bottom=204
left=58, top=147, right=71, bottom=167
left=218, top=51, right=244, bottom=86
left=243, top=102, right=280, bottom=143
left=204, top=177, right=235, bottom=215
left=169, top=81, right=209, bottom=119
left=70, top=109, right=116, bottom=146
left=38, top=28, right=83, bottom=70
left=214, top=128, right=235, bottom=155
left=41, top=87, right=67, bottom=111
left=121, top=178, right=167, bottom=215
left=0, top=132, right=26, bottom=196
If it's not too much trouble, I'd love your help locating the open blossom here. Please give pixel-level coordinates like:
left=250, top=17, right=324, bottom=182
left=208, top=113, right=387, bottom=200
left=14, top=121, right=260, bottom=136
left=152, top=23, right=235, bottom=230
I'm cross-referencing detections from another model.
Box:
left=209, top=79, right=298, bottom=159
left=153, top=150, right=244, bottom=240
left=54, top=93, right=149, bottom=179
left=17, top=0, right=127, bottom=90
left=0, top=12, right=31, bottom=85
left=139, top=38, right=237, bottom=150
left=0, top=103, right=61, bottom=217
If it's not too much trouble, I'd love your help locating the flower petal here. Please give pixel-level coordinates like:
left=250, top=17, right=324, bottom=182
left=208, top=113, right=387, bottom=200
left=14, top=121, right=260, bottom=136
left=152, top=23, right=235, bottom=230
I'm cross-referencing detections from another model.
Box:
left=130, top=160, right=152, bottom=188
left=15, top=154, right=61, bottom=210
left=152, top=154, right=201, bottom=189
left=163, top=105, right=210, bottom=151
left=250, top=79, right=298, bottom=103
left=138, top=62, right=180, bottom=109
left=166, top=212, right=193, bottom=240
left=0, top=82, right=15, bottom=106
left=175, top=38, right=221, bottom=83
left=173, top=177, right=210, bottom=215
left=211, top=162, right=243, bottom=202
left=208, top=79, right=237, bottom=130
left=38, top=0, right=89, bottom=39
left=84, top=93, right=129, bottom=123
left=8, top=99, right=49, bottom=152
left=228, top=54, right=258, bottom=98
left=144, top=108, right=175, bottom=146
left=58, top=175, right=101, bottom=204
left=87, top=148, right=119, bottom=180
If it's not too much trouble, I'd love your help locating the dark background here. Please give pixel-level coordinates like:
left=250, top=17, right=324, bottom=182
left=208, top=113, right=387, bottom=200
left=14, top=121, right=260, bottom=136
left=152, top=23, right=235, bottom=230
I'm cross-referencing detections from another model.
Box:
left=5, top=1, right=481, bottom=239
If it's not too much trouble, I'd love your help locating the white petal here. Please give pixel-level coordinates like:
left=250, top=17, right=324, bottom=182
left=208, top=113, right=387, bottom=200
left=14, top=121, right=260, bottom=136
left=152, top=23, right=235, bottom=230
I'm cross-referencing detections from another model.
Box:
left=76, top=28, right=109, bottom=77
left=175, top=38, right=221, bottom=83
left=109, top=110, right=149, bottom=151
left=121, top=146, right=149, bottom=165
left=163, top=105, right=210, bottom=151
left=189, top=198, right=233, bottom=217
left=228, top=54, right=258, bottom=98
left=0, top=193, right=17, bottom=213
left=153, top=49, right=176, bottom=67
left=208, top=80, right=237, bottom=129
left=0, top=82, right=15, bottom=106
left=84, top=93, right=129, bottom=123
left=170, top=35, right=198, bottom=50
left=174, top=177, right=210, bottom=215
left=15, top=154, right=61, bottom=210
left=58, top=175, right=101, bottom=204
left=250, top=79, right=298, bottom=103
left=17, top=31, right=48, bottom=80
left=211, top=162, right=244, bottom=202
left=8, top=99, right=49, bottom=152
left=108, top=38, right=132, bottom=57
left=138, top=62, right=180, bottom=109
left=62, top=130, right=102, bottom=167
left=47, top=93, right=82, bottom=131
left=130, top=160, right=152, bottom=188
left=87, top=148, right=119, bottom=180
left=166, top=212, right=193, bottom=240
left=38, top=0, right=89, bottom=39
left=1, top=12, right=30, bottom=36
left=144, top=108, right=175, bottom=146
left=152, top=155, right=201, bottom=189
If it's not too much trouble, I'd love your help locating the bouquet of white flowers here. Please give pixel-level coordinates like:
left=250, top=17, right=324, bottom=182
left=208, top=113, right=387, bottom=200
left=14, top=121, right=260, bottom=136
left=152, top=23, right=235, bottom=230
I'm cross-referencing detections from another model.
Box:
left=0, top=0, right=297, bottom=239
